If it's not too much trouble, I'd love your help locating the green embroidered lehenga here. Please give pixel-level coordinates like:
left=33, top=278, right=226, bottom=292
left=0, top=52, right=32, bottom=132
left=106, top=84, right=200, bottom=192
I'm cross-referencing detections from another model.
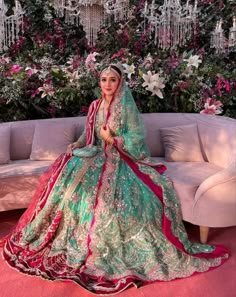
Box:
left=2, top=76, right=228, bottom=295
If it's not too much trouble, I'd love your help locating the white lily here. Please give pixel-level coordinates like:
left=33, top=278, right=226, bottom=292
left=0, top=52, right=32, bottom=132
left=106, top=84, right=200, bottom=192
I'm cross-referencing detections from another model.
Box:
left=68, top=70, right=80, bottom=84
left=25, top=66, right=39, bottom=75
left=184, top=55, right=202, bottom=69
left=142, top=71, right=165, bottom=99
left=122, top=63, right=135, bottom=79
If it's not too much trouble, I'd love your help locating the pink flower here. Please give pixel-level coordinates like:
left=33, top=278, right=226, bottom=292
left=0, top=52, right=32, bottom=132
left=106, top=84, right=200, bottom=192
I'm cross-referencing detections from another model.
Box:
left=35, top=34, right=44, bottom=48
left=200, top=98, right=223, bottom=115
left=26, top=69, right=33, bottom=77
left=45, top=33, right=54, bottom=42
left=25, top=67, right=39, bottom=77
left=85, top=52, right=99, bottom=64
left=166, top=55, right=181, bottom=72
left=216, top=75, right=231, bottom=97
left=110, top=48, right=127, bottom=60
left=142, top=53, right=153, bottom=70
left=178, top=81, right=189, bottom=90
left=86, top=61, right=97, bottom=71
left=8, top=64, right=23, bottom=75
left=66, top=56, right=81, bottom=70
left=38, top=84, right=55, bottom=98
left=11, top=37, right=26, bottom=53
left=0, top=57, right=10, bottom=64
left=26, top=89, right=40, bottom=98
left=85, top=52, right=100, bottom=71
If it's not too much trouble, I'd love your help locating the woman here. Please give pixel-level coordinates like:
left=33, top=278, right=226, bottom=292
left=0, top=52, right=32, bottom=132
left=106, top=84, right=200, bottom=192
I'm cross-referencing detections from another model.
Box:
left=2, top=64, right=228, bottom=295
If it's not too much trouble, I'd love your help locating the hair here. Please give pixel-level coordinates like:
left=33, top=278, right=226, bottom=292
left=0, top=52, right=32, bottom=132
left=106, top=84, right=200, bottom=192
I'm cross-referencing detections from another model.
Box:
left=110, top=65, right=122, bottom=77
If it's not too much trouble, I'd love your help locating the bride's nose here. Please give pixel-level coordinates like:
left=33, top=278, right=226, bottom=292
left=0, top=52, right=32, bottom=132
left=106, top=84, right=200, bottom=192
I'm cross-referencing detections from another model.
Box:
left=106, top=79, right=112, bottom=86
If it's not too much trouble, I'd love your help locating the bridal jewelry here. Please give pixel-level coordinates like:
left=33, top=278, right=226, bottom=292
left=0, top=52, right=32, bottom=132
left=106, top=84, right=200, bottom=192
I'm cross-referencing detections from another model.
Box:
left=98, top=99, right=110, bottom=126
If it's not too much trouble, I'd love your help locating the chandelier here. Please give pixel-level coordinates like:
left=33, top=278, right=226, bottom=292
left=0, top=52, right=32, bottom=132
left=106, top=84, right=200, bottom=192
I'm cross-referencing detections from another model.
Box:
left=210, top=19, right=225, bottom=54
left=229, top=17, right=236, bottom=51
left=142, top=0, right=198, bottom=50
left=211, top=17, right=236, bottom=54
left=53, top=0, right=130, bottom=45
left=0, top=0, right=24, bottom=52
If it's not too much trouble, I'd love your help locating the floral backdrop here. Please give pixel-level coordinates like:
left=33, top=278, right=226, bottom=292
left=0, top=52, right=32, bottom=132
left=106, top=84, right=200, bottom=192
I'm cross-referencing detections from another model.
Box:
left=0, top=0, right=236, bottom=122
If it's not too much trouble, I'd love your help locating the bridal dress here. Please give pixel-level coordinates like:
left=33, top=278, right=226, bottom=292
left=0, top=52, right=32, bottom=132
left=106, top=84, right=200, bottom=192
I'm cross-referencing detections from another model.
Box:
left=2, top=82, right=228, bottom=295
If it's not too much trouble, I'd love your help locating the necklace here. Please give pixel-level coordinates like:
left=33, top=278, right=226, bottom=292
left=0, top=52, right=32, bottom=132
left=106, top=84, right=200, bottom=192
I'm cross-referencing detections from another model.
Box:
left=98, top=99, right=110, bottom=126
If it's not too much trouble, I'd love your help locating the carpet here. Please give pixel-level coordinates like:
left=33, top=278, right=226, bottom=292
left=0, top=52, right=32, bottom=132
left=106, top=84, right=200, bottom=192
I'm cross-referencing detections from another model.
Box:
left=0, top=210, right=235, bottom=297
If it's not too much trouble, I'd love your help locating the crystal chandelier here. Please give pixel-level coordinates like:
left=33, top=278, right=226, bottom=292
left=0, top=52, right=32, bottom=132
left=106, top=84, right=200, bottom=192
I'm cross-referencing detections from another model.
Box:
left=211, top=17, right=236, bottom=54
left=0, top=0, right=24, bottom=52
left=228, top=16, right=236, bottom=52
left=142, top=0, right=198, bottom=50
left=53, top=0, right=130, bottom=45
left=210, top=19, right=225, bottom=54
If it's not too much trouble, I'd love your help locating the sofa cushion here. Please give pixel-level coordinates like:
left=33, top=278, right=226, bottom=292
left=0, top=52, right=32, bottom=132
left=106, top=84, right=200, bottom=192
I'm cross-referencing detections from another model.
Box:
left=0, top=125, right=11, bottom=165
left=142, top=113, right=202, bottom=157
left=0, top=159, right=53, bottom=178
left=10, top=122, right=35, bottom=160
left=160, top=124, right=204, bottom=162
left=0, top=175, right=41, bottom=211
left=30, top=122, right=76, bottom=160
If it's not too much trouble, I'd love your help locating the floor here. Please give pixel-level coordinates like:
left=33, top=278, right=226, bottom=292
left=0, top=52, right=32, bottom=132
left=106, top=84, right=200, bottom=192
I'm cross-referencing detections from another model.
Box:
left=0, top=209, right=236, bottom=297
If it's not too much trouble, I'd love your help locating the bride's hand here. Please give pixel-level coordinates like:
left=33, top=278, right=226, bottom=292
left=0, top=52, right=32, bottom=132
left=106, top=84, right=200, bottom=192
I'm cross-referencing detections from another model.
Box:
left=100, top=125, right=114, bottom=145
left=66, top=142, right=80, bottom=156
left=100, top=125, right=111, bottom=141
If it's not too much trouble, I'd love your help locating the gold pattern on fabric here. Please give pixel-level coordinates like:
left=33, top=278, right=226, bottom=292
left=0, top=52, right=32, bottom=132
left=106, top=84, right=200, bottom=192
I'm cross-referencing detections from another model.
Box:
left=3, top=81, right=229, bottom=295
left=63, top=157, right=96, bottom=203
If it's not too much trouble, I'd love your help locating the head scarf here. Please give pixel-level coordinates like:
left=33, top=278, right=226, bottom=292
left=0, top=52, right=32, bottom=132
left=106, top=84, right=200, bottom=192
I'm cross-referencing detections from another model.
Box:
left=103, top=64, right=150, bottom=160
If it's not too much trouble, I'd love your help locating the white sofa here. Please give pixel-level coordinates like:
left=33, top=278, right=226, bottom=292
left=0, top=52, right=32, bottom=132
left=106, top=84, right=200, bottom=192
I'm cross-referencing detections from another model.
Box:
left=0, top=113, right=236, bottom=243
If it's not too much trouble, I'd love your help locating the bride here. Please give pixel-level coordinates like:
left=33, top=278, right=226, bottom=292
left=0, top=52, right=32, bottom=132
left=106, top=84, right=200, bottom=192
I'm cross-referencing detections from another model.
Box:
left=2, top=64, right=228, bottom=295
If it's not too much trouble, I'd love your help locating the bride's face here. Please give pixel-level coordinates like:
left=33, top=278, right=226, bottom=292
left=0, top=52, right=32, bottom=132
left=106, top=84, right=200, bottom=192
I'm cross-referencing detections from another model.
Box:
left=100, top=71, right=120, bottom=99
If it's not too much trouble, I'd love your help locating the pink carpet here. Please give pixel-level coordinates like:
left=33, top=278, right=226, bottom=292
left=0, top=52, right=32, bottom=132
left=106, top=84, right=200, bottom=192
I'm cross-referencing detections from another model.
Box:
left=0, top=210, right=235, bottom=297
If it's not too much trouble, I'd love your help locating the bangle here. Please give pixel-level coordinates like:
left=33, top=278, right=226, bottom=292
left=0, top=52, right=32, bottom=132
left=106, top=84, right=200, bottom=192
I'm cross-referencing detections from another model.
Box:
left=105, top=135, right=113, bottom=144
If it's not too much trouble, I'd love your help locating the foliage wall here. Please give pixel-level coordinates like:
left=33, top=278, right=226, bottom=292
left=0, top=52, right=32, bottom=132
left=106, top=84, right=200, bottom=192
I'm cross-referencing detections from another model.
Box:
left=0, top=0, right=236, bottom=122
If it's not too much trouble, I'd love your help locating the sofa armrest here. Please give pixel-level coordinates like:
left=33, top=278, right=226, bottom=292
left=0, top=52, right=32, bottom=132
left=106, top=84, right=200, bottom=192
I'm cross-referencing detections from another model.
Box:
left=194, top=154, right=236, bottom=204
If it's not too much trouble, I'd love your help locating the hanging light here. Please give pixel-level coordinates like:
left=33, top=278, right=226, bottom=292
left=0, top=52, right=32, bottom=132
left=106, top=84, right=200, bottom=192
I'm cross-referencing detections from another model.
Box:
left=228, top=16, right=236, bottom=52
left=0, top=0, right=24, bottom=52
left=53, top=0, right=130, bottom=45
left=210, top=19, right=226, bottom=54
left=142, top=0, right=198, bottom=50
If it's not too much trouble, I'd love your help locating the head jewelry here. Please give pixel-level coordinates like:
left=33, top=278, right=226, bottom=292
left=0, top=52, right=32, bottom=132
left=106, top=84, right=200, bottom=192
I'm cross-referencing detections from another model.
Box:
left=100, top=65, right=122, bottom=79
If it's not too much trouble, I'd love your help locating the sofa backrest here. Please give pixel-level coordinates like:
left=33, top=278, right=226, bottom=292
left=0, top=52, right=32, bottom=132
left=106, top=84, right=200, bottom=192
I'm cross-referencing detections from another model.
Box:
left=196, top=115, right=236, bottom=168
left=142, top=113, right=236, bottom=168
left=2, top=117, right=86, bottom=160
left=1, top=113, right=236, bottom=168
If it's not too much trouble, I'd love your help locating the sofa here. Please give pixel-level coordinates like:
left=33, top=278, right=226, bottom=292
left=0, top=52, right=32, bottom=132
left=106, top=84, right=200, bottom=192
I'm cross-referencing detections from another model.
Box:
left=0, top=113, right=236, bottom=243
